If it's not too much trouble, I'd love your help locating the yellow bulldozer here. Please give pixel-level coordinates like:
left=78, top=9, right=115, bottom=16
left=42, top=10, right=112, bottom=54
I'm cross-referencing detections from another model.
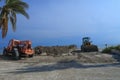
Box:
left=81, top=37, right=98, bottom=52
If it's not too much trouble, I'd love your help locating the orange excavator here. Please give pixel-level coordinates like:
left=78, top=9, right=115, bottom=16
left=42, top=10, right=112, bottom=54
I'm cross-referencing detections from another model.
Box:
left=3, top=39, right=34, bottom=60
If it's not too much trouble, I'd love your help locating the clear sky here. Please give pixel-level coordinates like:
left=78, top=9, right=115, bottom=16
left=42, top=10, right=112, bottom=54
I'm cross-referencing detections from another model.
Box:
left=1, top=0, right=120, bottom=48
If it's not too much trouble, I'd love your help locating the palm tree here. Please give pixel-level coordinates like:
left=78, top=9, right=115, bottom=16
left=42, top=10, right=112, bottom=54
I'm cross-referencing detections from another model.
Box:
left=0, top=0, right=29, bottom=38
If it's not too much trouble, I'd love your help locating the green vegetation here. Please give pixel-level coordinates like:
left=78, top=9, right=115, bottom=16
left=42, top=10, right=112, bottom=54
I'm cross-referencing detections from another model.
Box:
left=102, top=45, right=120, bottom=53
left=0, top=0, right=29, bottom=38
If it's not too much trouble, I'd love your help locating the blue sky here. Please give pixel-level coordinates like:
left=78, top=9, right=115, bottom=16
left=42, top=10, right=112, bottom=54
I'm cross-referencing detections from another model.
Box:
left=1, top=0, right=120, bottom=48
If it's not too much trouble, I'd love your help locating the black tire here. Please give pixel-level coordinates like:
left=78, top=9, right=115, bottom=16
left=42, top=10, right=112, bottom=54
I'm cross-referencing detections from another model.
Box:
left=13, top=48, right=20, bottom=60
left=3, top=48, right=7, bottom=56
left=92, top=46, right=98, bottom=52
left=29, top=54, right=33, bottom=58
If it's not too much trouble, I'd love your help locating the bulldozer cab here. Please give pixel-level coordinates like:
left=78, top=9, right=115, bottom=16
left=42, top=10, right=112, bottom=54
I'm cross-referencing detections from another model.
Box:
left=82, top=37, right=91, bottom=46
left=81, top=37, right=98, bottom=52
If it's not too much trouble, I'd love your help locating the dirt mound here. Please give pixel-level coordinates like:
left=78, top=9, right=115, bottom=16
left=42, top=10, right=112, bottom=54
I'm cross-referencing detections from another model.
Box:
left=77, top=52, right=118, bottom=63
left=1, top=52, right=120, bottom=63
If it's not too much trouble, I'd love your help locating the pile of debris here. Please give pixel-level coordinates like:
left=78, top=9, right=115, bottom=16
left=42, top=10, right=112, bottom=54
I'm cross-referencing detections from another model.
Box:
left=34, top=45, right=77, bottom=56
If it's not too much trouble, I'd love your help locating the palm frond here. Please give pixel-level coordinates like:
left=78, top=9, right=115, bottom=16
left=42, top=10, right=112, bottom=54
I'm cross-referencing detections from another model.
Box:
left=0, top=19, right=3, bottom=29
left=16, top=1, right=29, bottom=9
left=0, top=0, right=29, bottom=38
left=14, top=7, right=29, bottom=19
left=2, top=17, right=8, bottom=38
left=6, top=0, right=29, bottom=19
left=10, top=11, right=16, bottom=31
left=6, top=0, right=29, bottom=9
left=18, top=9, right=29, bottom=19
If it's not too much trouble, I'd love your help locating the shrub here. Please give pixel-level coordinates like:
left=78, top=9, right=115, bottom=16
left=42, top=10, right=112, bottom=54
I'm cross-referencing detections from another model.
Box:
left=102, top=45, right=120, bottom=53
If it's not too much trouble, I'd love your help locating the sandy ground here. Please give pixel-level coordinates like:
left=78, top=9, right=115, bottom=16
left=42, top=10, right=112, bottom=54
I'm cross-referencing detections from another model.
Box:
left=0, top=52, right=120, bottom=80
